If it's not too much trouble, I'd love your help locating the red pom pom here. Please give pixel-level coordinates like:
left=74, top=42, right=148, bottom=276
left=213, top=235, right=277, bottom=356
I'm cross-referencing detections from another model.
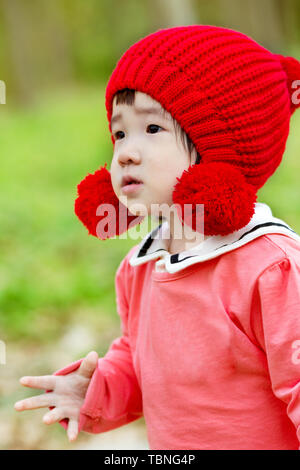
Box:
left=74, top=163, right=144, bottom=239
left=172, top=162, right=257, bottom=236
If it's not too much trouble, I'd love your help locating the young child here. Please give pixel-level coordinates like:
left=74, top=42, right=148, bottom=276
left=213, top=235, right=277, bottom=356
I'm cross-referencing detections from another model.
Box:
left=14, top=25, right=300, bottom=450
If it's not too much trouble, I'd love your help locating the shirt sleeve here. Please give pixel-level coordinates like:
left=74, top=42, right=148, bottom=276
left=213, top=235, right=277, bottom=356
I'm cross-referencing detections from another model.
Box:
left=254, top=256, right=300, bottom=446
left=53, top=250, right=143, bottom=434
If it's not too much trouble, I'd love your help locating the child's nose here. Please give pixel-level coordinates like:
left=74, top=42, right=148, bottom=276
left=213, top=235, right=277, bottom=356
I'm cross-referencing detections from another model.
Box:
left=118, top=151, right=141, bottom=166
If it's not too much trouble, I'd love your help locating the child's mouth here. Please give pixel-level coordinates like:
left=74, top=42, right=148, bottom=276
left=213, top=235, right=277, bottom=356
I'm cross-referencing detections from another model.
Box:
left=121, top=182, right=144, bottom=194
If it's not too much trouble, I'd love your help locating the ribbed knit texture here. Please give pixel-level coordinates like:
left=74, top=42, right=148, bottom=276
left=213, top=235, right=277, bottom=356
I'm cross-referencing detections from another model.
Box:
left=105, top=25, right=300, bottom=190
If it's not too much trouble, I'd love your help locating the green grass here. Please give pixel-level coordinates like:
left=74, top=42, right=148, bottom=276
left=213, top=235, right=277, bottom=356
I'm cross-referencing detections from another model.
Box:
left=0, top=85, right=299, bottom=342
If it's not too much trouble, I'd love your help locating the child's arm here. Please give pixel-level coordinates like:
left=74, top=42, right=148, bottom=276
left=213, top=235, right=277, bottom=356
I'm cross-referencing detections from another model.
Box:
left=253, top=256, right=300, bottom=446
left=57, top=252, right=143, bottom=434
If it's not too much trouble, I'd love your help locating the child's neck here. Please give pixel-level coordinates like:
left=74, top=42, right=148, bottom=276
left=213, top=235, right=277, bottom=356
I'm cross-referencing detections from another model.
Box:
left=165, top=211, right=207, bottom=255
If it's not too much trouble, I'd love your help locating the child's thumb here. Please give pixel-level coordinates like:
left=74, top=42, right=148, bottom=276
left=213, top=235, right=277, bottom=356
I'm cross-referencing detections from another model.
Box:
left=78, top=351, right=99, bottom=379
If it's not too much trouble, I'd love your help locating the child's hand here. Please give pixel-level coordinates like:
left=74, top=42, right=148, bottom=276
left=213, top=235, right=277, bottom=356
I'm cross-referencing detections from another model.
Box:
left=14, top=350, right=99, bottom=442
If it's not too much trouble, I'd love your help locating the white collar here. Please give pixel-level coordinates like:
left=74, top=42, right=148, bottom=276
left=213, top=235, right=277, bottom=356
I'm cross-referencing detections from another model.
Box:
left=129, top=203, right=300, bottom=274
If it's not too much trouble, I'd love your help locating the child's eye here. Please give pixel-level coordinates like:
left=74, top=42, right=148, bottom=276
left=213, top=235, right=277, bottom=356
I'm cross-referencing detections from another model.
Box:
left=114, top=124, right=163, bottom=140
left=147, top=124, right=163, bottom=134
left=114, top=131, right=124, bottom=140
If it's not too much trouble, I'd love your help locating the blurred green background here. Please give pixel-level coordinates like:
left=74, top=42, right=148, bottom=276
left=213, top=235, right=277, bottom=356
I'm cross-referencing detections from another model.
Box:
left=0, top=0, right=299, bottom=450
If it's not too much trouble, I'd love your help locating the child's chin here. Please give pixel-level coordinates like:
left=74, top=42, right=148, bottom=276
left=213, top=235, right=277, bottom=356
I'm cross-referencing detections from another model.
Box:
left=128, top=203, right=148, bottom=217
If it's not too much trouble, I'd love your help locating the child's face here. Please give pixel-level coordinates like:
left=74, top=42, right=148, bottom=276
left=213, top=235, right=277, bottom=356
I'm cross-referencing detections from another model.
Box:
left=110, top=92, right=197, bottom=220
left=110, top=91, right=197, bottom=218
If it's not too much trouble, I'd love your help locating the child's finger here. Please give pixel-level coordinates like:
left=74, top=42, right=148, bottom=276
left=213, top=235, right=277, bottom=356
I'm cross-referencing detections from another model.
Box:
left=43, top=408, right=66, bottom=425
left=67, top=418, right=79, bottom=442
left=77, top=351, right=98, bottom=379
left=19, top=375, right=56, bottom=391
left=14, top=392, right=56, bottom=411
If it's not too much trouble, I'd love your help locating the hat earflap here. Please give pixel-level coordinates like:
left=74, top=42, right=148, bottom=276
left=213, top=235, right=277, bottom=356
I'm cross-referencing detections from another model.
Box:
left=172, top=162, right=257, bottom=236
left=74, top=163, right=145, bottom=240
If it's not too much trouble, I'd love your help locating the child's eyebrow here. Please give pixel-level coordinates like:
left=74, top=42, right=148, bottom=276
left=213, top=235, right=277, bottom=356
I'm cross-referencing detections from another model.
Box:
left=111, top=106, right=170, bottom=126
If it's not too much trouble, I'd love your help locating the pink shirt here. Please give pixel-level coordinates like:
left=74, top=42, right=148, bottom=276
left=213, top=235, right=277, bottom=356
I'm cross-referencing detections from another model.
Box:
left=55, top=203, right=300, bottom=449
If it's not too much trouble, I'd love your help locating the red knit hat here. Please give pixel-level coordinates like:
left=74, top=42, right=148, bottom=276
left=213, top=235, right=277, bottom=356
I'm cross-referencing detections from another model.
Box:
left=75, top=25, right=300, bottom=239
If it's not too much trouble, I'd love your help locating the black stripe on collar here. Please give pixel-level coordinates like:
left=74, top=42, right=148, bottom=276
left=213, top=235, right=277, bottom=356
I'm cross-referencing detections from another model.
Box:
left=169, top=222, right=296, bottom=264
left=137, top=224, right=163, bottom=257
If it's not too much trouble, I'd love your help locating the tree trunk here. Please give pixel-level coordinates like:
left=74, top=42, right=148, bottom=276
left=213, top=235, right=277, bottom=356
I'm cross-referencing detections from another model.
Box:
left=0, top=0, right=37, bottom=104
left=217, top=0, right=285, bottom=52
left=152, top=0, right=198, bottom=28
